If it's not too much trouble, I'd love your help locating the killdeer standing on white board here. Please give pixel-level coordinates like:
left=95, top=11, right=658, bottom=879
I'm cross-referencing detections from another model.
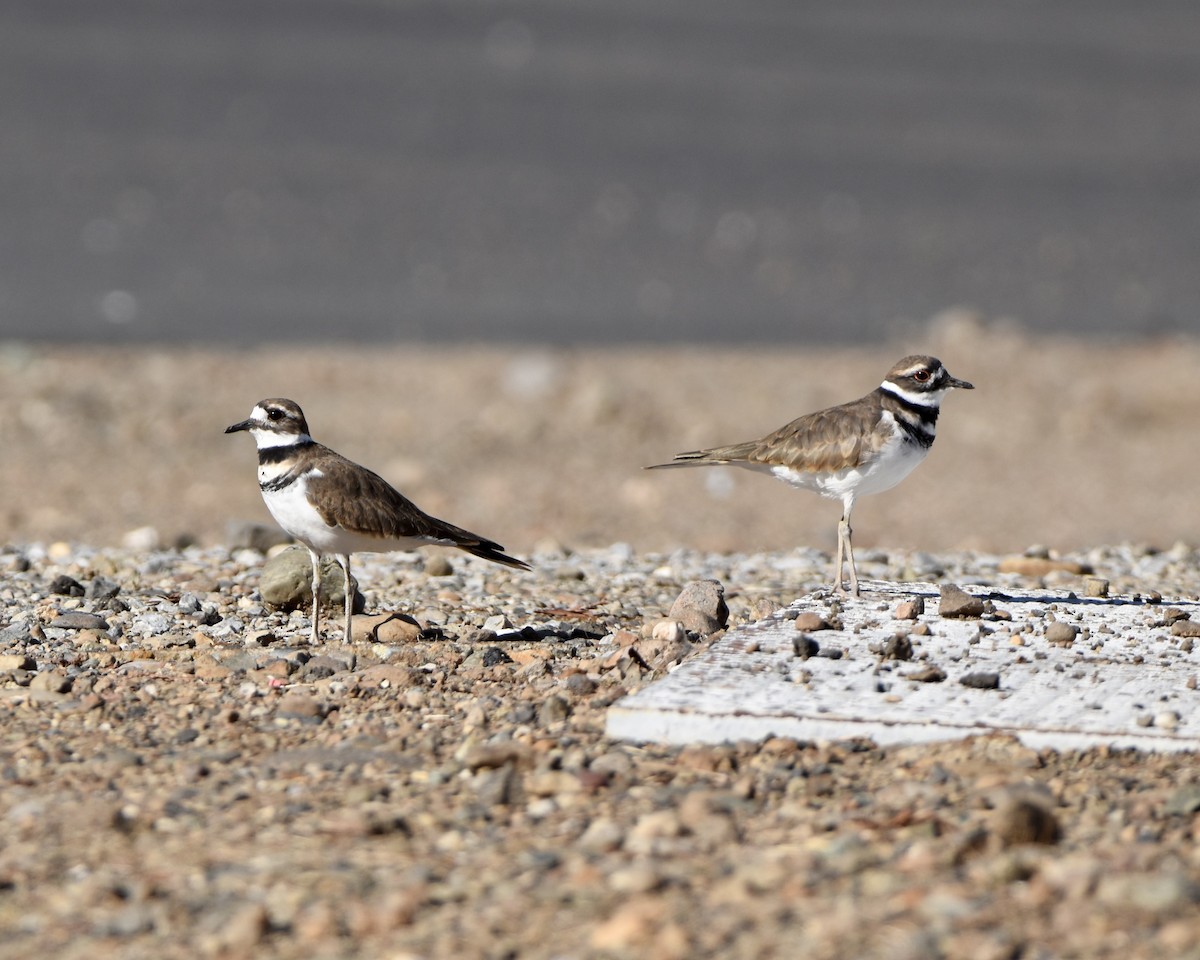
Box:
left=226, top=398, right=529, bottom=642
left=647, top=355, right=973, bottom=596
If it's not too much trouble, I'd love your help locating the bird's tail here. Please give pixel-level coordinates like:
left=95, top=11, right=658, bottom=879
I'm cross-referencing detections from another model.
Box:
left=645, top=442, right=758, bottom=470
left=462, top=540, right=531, bottom=571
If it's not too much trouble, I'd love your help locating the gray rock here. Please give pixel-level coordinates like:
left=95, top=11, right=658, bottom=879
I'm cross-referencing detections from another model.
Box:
left=563, top=673, right=597, bottom=696
left=474, top=763, right=524, bottom=807
left=48, top=574, right=85, bottom=597
left=508, top=702, right=537, bottom=724
left=938, top=583, right=985, bottom=619
left=538, top=695, right=571, bottom=726
left=1096, top=872, right=1200, bottom=912
left=904, top=553, right=946, bottom=580
left=97, top=903, right=158, bottom=937
left=1, top=553, right=30, bottom=573
left=462, top=647, right=514, bottom=669
left=133, top=613, right=174, bottom=637
left=669, top=579, right=729, bottom=636
left=0, top=623, right=31, bottom=645
left=299, top=654, right=354, bottom=680
left=87, top=576, right=121, bottom=601
left=871, top=634, right=913, bottom=661
left=204, top=617, right=245, bottom=639
left=1164, top=784, right=1200, bottom=816
left=460, top=627, right=499, bottom=646
left=259, top=545, right=361, bottom=613
left=960, top=671, right=1001, bottom=690
left=589, top=750, right=634, bottom=777
left=49, top=611, right=110, bottom=631
left=481, top=647, right=513, bottom=668
left=792, top=635, right=820, bottom=659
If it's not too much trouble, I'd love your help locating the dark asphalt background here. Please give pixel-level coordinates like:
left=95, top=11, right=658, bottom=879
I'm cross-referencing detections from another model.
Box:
left=3, top=1, right=1199, bottom=344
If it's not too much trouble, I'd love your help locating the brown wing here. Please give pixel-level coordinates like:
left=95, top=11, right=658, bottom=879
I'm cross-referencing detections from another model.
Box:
left=305, top=449, right=529, bottom=569
left=648, top=392, right=883, bottom=475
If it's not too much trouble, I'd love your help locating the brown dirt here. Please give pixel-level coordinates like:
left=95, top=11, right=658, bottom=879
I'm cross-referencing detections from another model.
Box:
left=2, top=324, right=1198, bottom=555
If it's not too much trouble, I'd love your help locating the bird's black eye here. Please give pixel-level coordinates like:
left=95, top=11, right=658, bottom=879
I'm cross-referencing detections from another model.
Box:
left=913, top=369, right=931, bottom=383
left=267, top=408, right=284, bottom=421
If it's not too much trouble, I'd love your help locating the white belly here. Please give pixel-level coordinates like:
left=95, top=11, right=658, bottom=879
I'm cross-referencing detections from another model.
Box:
left=750, top=430, right=928, bottom=504
left=261, top=474, right=427, bottom=556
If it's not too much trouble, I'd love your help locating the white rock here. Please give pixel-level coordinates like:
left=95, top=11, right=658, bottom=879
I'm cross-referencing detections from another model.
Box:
left=122, top=526, right=161, bottom=551
left=652, top=620, right=686, bottom=644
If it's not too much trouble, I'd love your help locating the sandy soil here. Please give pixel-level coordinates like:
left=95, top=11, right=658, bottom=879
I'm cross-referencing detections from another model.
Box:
left=1, top=322, right=1197, bottom=557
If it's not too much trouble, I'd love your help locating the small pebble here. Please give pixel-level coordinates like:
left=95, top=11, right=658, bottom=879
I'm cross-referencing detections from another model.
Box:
left=938, top=584, right=985, bottom=619
left=902, top=665, right=947, bottom=683
left=423, top=554, right=455, bottom=577
left=651, top=619, right=686, bottom=644
left=1045, top=621, right=1079, bottom=645
left=894, top=597, right=924, bottom=620
left=873, top=634, right=913, bottom=661
left=49, top=611, right=110, bottom=631
left=48, top=575, right=85, bottom=597
left=792, top=635, right=820, bottom=659
left=994, top=794, right=1061, bottom=847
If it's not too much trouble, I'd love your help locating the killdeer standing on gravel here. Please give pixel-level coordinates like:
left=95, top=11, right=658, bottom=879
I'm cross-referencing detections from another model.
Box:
left=647, top=355, right=973, bottom=596
left=226, top=398, right=529, bottom=642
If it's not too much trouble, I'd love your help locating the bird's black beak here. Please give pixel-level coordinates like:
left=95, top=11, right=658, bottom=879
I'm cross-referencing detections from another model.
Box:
left=225, top=419, right=253, bottom=434
left=947, top=375, right=974, bottom=390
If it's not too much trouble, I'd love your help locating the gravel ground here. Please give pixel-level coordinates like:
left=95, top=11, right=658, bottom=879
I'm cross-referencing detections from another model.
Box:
left=4, top=330, right=1200, bottom=958
left=3, top=540, right=1200, bottom=960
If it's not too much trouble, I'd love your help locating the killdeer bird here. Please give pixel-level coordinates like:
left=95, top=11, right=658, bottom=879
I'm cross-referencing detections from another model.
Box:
left=647, top=355, right=973, bottom=596
left=226, top=398, right=529, bottom=642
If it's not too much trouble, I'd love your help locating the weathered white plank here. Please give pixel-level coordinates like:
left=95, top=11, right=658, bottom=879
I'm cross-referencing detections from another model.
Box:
left=607, top=581, right=1200, bottom=753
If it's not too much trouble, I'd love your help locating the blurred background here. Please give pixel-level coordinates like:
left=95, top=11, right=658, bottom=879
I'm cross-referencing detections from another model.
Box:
left=3, top=1, right=1199, bottom=557
left=4, top=0, right=1199, bottom=345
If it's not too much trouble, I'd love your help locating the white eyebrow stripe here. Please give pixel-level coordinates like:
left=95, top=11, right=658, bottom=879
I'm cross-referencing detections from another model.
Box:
left=880, top=381, right=942, bottom=406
